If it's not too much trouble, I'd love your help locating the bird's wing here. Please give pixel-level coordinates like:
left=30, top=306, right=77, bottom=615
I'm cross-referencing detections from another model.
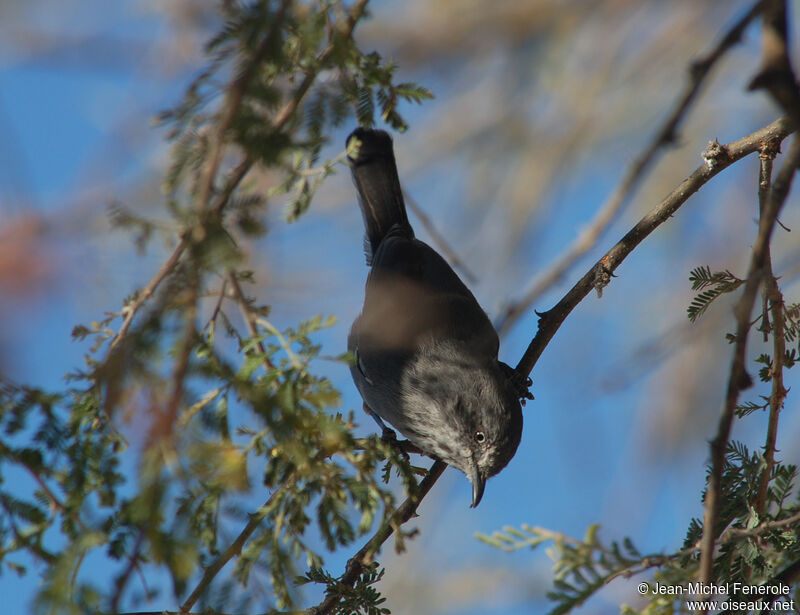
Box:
left=355, top=234, right=499, bottom=360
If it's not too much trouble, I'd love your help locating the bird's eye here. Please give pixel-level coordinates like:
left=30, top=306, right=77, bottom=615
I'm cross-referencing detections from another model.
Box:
left=474, top=431, right=486, bottom=444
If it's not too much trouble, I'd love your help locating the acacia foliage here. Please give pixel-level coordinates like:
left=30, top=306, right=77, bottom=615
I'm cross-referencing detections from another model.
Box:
left=1, top=1, right=432, bottom=613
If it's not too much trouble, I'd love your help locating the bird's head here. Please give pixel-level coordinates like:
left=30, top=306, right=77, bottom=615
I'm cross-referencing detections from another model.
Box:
left=400, top=359, right=524, bottom=507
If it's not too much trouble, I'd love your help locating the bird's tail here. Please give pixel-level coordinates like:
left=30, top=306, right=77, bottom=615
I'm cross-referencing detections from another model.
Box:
left=346, top=128, right=414, bottom=262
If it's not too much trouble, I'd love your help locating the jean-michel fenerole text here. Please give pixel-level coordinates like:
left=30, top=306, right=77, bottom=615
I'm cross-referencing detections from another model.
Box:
left=651, top=582, right=791, bottom=597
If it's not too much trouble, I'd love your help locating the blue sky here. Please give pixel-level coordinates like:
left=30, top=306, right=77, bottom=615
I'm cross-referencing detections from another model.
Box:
left=2, top=2, right=800, bottom=614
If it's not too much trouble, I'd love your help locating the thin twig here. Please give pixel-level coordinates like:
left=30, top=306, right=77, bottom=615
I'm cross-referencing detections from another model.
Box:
left=197, top=0, right=293, bottom=212
left=178, top=5, right=373, bottom=607
left=309, top=459, right=447, bottom=615
left=748, top=0, right=800, bottom=126
left=721, top=508, right=800, bottom=542
left=206, top=277, right=229, bottom=330
left=0, top=443, right=92, bottom=535
left=160, top=272, right=199, bottom=440
left=495, top=0, right=768, bottom=336
left=110, top=235, right=187, bottom=349
left=516, top=116, right=796, bottom=378
left=699, top=2, right=800, bottom=586
left=698, top=134, right=800, bottom=589
left=403, top=190, right=477, bottom=283
left=111, top=0, right=369, bottom=352
left=755, top=277, right=788, bottom=507
left=109, top=530, right=145, bottom=614
left=179, top=482, right=293, bottom=614
left=210, top=155, right=255, bottom=217
left=227, top=271, right=275, bottom=371
left=606, top=508, right=800, bottom=585
left=753, top=142, right=786, bottom=516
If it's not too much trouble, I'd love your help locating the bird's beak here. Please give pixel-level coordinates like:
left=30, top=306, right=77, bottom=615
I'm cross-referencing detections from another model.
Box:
left=470, top=467, right=486, bottom=508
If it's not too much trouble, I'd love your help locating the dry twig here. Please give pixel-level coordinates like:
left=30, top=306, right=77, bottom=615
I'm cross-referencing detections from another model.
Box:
left=516, top=116, right=796, bottom=378
left=698, top=134, right=800, bottom=588
left=495, top=0, right=768, bottom=336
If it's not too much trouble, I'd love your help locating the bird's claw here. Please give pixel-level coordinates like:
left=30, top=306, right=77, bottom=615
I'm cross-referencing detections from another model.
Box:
left=499, top=362, right=534, bottom=405
left=363, top=403, right=413, bottom=461
left=380, top=428, right=413, bottom=462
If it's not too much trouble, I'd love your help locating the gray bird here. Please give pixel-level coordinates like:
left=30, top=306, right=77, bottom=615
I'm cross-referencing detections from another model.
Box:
left=346, top=127, right=529, bottom=507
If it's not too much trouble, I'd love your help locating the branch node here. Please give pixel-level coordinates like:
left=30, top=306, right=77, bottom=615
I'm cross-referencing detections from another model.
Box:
left=759, top=137, right=781, bottom=160
left=702, top=139, right=731, bottom=170
left=593, top=260, right=613, bottom=298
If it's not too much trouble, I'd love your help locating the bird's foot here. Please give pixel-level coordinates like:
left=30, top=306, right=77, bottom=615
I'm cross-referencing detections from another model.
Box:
left=381, top=427, right=417, bottom=462
left=363, top=403, right=415, bottom=460
left=380, top=424, right=399, bottom=445
left=499, top=362, right=534, bottom=405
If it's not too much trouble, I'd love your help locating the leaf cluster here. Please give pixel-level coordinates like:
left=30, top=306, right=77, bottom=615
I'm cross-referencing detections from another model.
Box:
left=687, top=266, right=744, bottom=323
left=1, top=1, right=437, bottom=613
left=479, top=257, right=800, bottom=614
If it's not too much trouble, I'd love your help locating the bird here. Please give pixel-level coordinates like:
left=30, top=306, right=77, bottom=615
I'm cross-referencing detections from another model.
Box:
left=346, top=127, right=530, bottom=507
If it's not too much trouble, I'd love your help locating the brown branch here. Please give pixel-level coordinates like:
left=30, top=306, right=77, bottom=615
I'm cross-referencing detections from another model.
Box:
left=110, top=0, right=369, bottom=352
left=309, top=459, right=447, bottom=615
left=175, top=6, right=376, bottom=610
left=197, top=0, right=293, bottom=212
left=227, top=270, right=275, bottom=371
left=110, top=235, right=188, bottom=349
left=109, top=530, right=145, bottom=614
left=495, top=0, right=768, bottom=336
left=208, top=277, right=229, bottom=327
left=515, top=115, right=796, bottom=378
left=754, top=142, right=787, bottom=516
left=210, top=155, right=255, bottom=217
left=748, top=0, right=800, bottom=126
left=607, top=508, right=800, bottom=583
left=180, top=481, right=293, bottom=614
left=756, top=277, right=788, bottom=505
left=698, top=134, right=800, bottom=589
left=720, top=508, right=800, bottom=543
left=154, top=263, right=200, bottom=441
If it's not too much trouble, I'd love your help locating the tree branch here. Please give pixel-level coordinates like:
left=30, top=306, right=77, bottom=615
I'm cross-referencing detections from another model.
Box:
left=748, top=0, right=800, bottom=126
left=197, top=0, right=293, bottom=212
left=516, top=115, right=796, bottom=378
left=110, top=234, right=187, bottom=349
left=495, top=0, right=768, bottom=336
left=753, top=141, right=787, bottom=517
left=698, top=133, right=800, bottom=589
left=227, top=271, right=275, bottom=371
left=180, top=480, right=294, bottom=614
left=109, top=530, right=145, bottom=614
left=308, top=459, right=447, bottom=615
left=110, top=0, right=370, bottom=352
left=280, top=113, right=790, bottom=604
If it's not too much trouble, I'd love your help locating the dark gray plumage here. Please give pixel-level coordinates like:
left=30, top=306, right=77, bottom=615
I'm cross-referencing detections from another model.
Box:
left=346, top=128, right=526, bottom=507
